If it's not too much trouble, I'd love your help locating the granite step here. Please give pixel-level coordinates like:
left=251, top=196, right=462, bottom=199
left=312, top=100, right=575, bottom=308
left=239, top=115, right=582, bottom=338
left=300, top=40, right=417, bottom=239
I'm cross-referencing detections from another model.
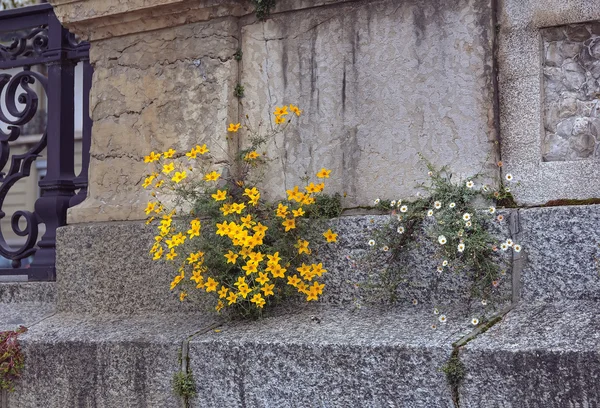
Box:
left=0, top=283, right=56, bottom=332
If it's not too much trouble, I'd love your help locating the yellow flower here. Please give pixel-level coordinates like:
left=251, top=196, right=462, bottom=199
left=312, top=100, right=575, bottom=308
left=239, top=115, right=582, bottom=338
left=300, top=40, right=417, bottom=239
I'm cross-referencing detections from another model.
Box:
left=275, top=115, right=286, bottom=125
left=316, top=168, right=331, bottom=178
left=282, top=218, right=296, bottom=232
left=273, top=106, right=289, bottom=116
left=297, top=263, right=311, bottom=278
left=145, top=202, right=156, bottom=215
left=286, top=186, right=303, bottom=202
left=144, top=151, right=161, bottom=163
left=238, top=284, right=251, bottom=299
left=269, top=263, right=286, bottom=278
left=171, top=171, right=187, bottom=183
left=305, top=182, right=324, bottom=193
left=251, top=293, right=266, bottom=308
left=155, top=180, right=164, bottom=188
left=152, top=246, right=163, bottom=260
left=142, top=174, right=155, bottom=188
left=289, top=104, right=302, bottom=116
left=227, top=291, right=238, bottom=305
left=267, top=252, right=281, bottom=264
left=215, top=300, right=225, bottom=312
left=311, top=263, right=326, bottom=277
left=185, top=148, right=197, bottom=159
left=220, top=204, right=233, bottom=216
left=231, top=202, right=246, bottom=214
left=292, top=207, right=305, bottom=218
left=146, top=216, right=155, bottom=225
left=244, top=151, right=260, bottom=160
left=205, top=277, right=218, bottom=292
left=204, top=171, right=220, bottom=181
left=242, top=261, right=258, bottom=275
left=195, top=144, right=209, bottom=155
left=253, top=223, right=268, bottom=235
left=306, top=286, right=319, bottom=301
left=276, top=203, right=289, bottom=218
left=224, top=250, right=238, bottom=264
left=234, top=276, right=246, bottom=287
left=296, top=239, right=311, bottom=255
left=256, top=272, right=270, bottom=285
left=287, top=274, right=301, bottom=287
left=248, top=252, right=264, bottom=264
left=187, top=219, right=201, bottom=238
left=163, top=148, right=176, bottom=158
left=211, top=189, right=227, bottom=201
left=162, top=163, right=175, bottom=175
left=301, top=195, right=315, bottom=206
left=179, top=291, right=188, bottom=302
left=311, top=281, right=325, bottom=295
left=323, top=229, right=338, bottom=243
left=261, top=283, right=275, bottom=296
left=166, top=248, right=178, bottom=261
left=228, top=123, right=241, bottom=132
left=240, top=215, right=254, bottom=228
left=170, top=271, right=184, bottom=290
left=187, top=252, right=200, bottom=264
left=218, top=286, right=229, bottom=299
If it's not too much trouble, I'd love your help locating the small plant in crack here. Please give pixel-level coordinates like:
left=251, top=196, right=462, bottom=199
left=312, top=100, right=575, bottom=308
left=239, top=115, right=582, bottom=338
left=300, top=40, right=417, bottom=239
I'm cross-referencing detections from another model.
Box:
left=173, top=370, right=196, bottom=401
left=441, top=349, right=466, bottom=407
left=234, top=83, right=245, bottom=98
left=250, top=0, right=276, bottom=21
left=234, top=49, right=243, bottom=61
left=0, top=326, right=27, bottom=392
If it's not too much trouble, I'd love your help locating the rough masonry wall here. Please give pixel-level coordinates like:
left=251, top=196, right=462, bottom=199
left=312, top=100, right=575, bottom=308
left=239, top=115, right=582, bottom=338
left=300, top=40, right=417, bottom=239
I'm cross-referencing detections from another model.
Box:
left=68, top=17, right=239, bottom=222
left=240, top=0, right=497, bottom=206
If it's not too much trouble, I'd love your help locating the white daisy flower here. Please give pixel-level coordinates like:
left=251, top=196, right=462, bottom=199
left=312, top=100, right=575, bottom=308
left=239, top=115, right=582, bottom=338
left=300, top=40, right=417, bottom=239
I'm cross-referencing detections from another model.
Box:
left=397, top=226, right=405, bottom=234
left=428, top=171, right=433, bottom=177
left=505, top=187, right=511, bottom=193
left=368, top=239, right=376, bottom=247
left=505, top=173, right=513, bottom=182
left=412, top=299, right=418, bottom=305
left=442, top=260, right=448, bottom=267
left=481, top=299, right=488, bottom=306
left=500, top=242, right=508, bottom=251
left=439, top=315, right=447, bottom=323
left=482, top=185, right=490, bottom=192
left=471, top=318, right=479, bottom=326
left=390, top=200, right=396, bottom=207
left=466, top=180, right=474, bottom=189
left=462, top=213, right=471, bottom=221
left=506, top=239, right=513, bottom=247
left=465, top=221, right=472, bottom=227
left=382, top=245, right=389, bottom=252
left=397, top=214, right=403, bottom=222
left=497, top=215, right=504, bottom=222
left=396, top=200, right=402, bottom=207
left=457, top=243, right=465, bottom=252
left=438, top=235, right=447, bottom=245
left=449, top=202, right=456, bottom=208
left=437, top=266, right=444, bottom=273
left=433, top=308, right=440, bottom=315
left=489, top=207, right=496, bottom=214
left=457, top=230, right=464, bottom=237
left=434, top=201, right=442, bottom=209
left=431, top=324, right=437, bottom=330
left=374, top=198, right=380, bottom=205
left=513, top=244, right=522, bottom=252
left=400, top=205, right=408, bottom=213
left=427, top=209, right=434, bottom=217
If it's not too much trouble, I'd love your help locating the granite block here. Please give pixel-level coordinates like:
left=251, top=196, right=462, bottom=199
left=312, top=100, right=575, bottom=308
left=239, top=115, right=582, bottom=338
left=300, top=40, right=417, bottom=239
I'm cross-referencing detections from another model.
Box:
left=188, top=306, right=478, bottom=408
left=460, top=301, right=600, bottom=407
left=7, top=313, right=218, bottom=408
left=517, top=205, right=600, bottom=302
left=0, top=283, right=57, bottom=332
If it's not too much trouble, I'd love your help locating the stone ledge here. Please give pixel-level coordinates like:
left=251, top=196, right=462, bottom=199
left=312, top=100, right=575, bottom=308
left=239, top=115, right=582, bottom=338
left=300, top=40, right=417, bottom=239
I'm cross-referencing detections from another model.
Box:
left=187, top=305, right=469, bottom=407
left=8, top=312, right=218, bottom=408
left=460, top=301, right=600, bottom=406
left=0, top=283, right=57, bottom=332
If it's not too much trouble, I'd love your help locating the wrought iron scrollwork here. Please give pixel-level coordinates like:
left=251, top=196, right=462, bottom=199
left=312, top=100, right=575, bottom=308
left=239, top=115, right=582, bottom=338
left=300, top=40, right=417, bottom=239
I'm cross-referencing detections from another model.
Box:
left=0, top=26, right=49, bottom=62
left=0, top=69, right=47, bottom=264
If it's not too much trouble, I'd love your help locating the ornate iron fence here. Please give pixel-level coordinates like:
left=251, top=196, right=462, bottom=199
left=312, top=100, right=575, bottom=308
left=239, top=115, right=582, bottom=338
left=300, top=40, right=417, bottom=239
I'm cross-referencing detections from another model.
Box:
left=0, top=4, right=91, bottom=280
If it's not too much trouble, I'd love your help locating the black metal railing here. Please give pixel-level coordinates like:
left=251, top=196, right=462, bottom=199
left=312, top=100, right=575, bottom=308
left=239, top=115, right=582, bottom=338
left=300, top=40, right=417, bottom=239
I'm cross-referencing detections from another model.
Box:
left=0, top=4, right=91, bottom=281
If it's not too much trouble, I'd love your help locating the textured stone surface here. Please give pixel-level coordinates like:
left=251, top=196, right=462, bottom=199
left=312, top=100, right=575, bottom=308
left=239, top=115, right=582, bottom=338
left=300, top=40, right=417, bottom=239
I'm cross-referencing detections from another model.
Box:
left=460, top=301, right=600, bottom=406
left=499, top=0, right=600, bottom=204
left=8, top=313, right=217, bottom=408
left=517, top=205, right=600, bottom=302
left=542, top=23, right=600, bottom=161
left=240, top=0, right=497, bottom=207
left=188, top=306, right=466, bottom=408
left=0, top=283, right=56, bottom=332
left=67, top=16, right=239, bottom=223
left=56, top=222, right=211, bottom=314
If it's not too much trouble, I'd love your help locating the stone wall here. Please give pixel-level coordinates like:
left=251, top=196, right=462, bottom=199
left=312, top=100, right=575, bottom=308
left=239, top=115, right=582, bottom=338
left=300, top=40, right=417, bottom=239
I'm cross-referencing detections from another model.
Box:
left=48, top=0, right=498, bottom=223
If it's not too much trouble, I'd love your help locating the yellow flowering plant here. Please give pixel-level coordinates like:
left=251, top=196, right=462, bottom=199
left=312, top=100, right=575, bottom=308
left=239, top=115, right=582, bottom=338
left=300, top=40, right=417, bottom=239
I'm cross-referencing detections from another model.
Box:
left=142, top=104, right=338, bottom=317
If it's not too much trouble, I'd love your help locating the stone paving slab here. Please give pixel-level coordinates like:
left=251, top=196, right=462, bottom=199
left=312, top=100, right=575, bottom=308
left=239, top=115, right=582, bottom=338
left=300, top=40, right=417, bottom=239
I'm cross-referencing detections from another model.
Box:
left=460, top=301, right=600, bottom=407
left=0, top=283, right=57, bottom=332
left=187, top=305, right=475, bottom=408
left=7, top=313, right=218, bottom=408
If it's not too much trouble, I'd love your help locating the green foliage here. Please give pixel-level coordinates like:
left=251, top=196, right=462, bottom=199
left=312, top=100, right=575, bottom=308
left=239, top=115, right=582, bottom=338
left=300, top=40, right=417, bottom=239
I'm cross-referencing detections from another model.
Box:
left=234, top=49, right=243, bottom=61
left=0, top=0, right=36, bottom=10
left=364, top=159, right=516, bottom=305
left=306, top=193, right=343, bottom=219
left=0, top=326, right=27, bottom=392
left=173, top=370, right=196, bottom=399
left=250, top=0, right=276, bottom=21
left=441, top=349, right=465, bottom=406
left=234, top=83, right=245, bottom=98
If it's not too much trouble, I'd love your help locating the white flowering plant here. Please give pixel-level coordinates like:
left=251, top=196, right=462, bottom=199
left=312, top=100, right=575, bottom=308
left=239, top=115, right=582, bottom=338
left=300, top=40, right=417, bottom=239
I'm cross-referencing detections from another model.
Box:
left=364, top=159, right=522, bottom=327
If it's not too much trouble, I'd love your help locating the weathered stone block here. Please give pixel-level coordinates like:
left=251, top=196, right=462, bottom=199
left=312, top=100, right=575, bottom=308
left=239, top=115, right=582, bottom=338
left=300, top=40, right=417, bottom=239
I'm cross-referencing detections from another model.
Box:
left=239, top=0, right=497, bottom=207
left=188, top=307, right=466, bottom=408
left=460, top=301, right=600, bottom=407
left=0, top=283, right=56, bottom=332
